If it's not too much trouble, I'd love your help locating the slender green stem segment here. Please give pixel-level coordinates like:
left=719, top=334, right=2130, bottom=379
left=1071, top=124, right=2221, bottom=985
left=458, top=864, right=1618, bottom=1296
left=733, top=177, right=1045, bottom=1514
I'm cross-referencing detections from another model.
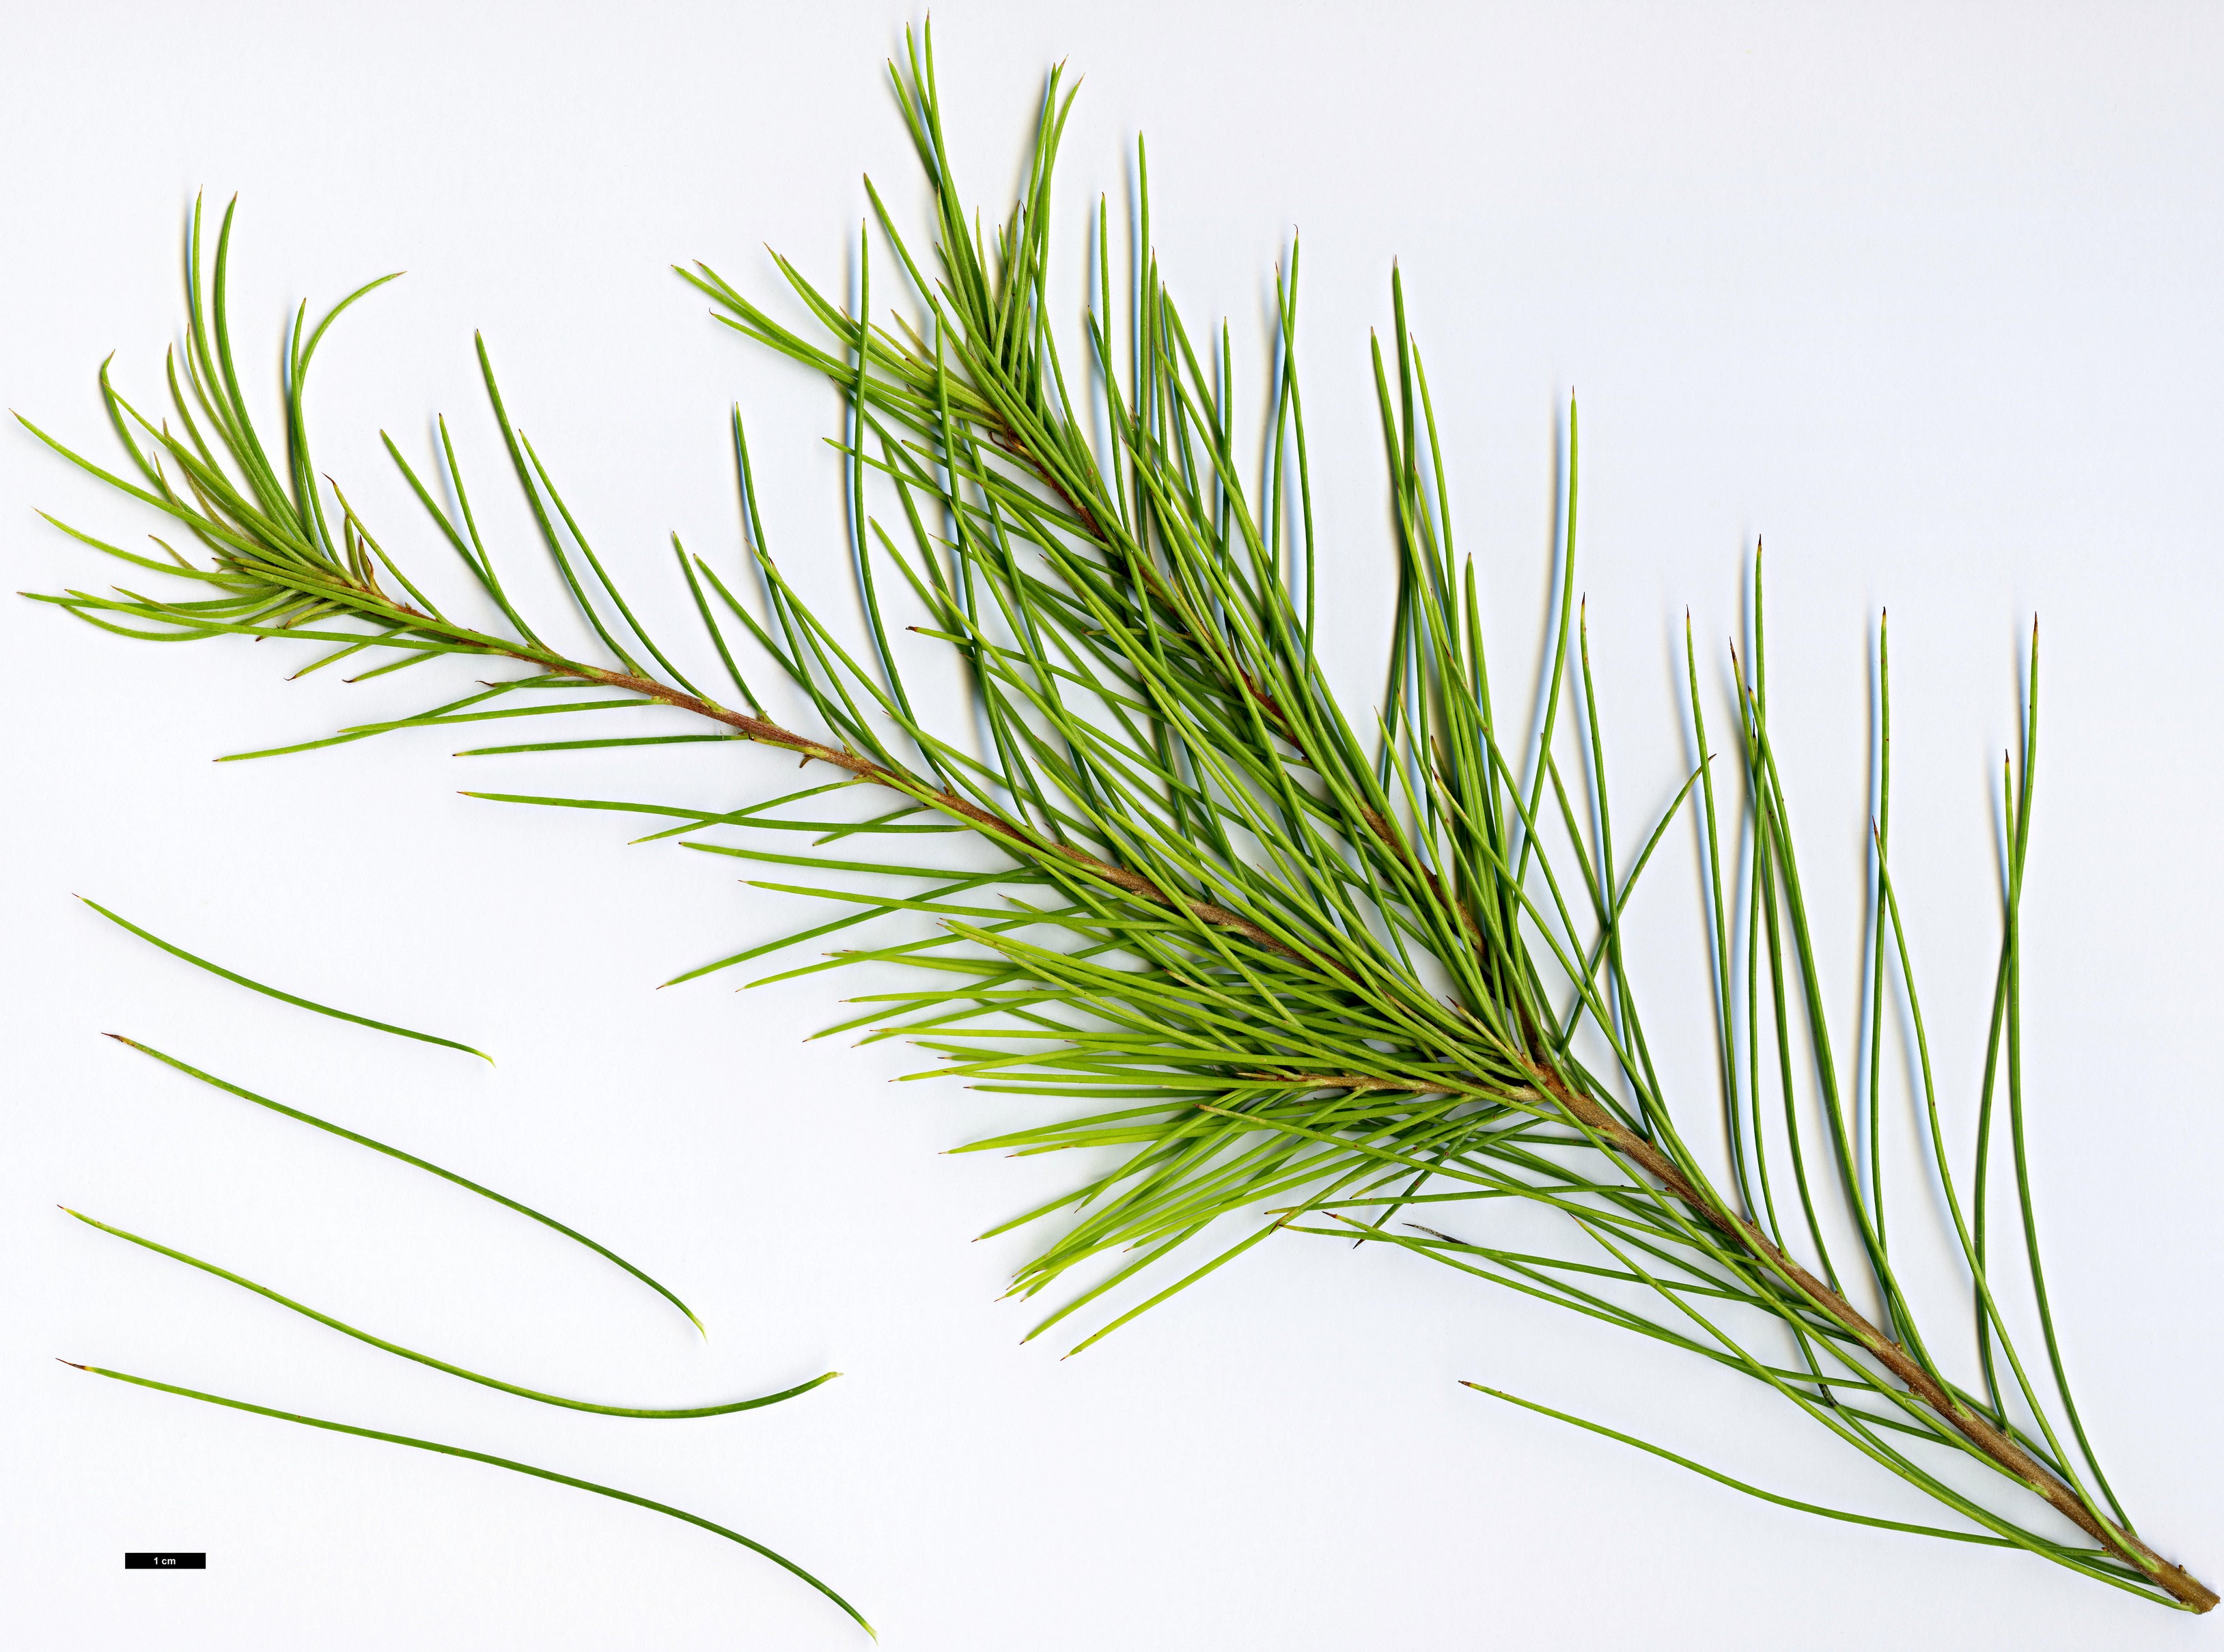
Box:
left=61, top=1208, right=825, bottom=1417
left=57, top=1360, right=873, bottom=1636
left=25, top=25, right=2209, bottom=1611
left=79, top=897, right=490, bottom=1061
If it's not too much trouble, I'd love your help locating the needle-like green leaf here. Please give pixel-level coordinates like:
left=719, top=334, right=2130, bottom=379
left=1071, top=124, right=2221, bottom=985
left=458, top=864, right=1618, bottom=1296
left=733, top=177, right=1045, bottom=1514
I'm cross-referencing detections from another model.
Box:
left=81, top=897, right=490, bottom=1061
left=62, top=1207, right=824, bottom=1416
left=108, top=1036, right=703, bottom=1337
left=57, top=1360, right=874, bottom=1636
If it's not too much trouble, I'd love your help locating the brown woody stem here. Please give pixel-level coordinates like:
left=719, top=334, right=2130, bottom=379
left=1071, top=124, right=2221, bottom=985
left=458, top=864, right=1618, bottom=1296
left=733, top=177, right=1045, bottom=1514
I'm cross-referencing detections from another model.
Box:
left=1240, top=1056, right=2209, bottom=1606
left=1518, top=1060, right=2215, bottom=1610
left=525, top=657, right=1305, bottom=965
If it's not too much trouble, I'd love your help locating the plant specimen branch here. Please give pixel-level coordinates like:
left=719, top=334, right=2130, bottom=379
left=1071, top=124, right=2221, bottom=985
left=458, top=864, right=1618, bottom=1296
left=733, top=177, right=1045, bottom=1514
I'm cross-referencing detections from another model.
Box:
left=24, top=29, right=2212, bottom=1612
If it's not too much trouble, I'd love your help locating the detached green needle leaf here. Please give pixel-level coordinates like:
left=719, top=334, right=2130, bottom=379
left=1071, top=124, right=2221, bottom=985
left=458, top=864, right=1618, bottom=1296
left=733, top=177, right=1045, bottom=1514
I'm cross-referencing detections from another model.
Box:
left=58, top=1360, right=874, bottom=1637
left=61, top=1207, right=822, bottom=1416
left=108, top=1035, right=704, bottom=1337
left=79, top=896, right=491, bottom=1063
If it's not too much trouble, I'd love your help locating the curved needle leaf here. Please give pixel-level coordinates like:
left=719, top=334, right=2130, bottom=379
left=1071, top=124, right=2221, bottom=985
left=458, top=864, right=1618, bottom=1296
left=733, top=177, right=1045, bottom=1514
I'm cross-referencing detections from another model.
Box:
left=1462, top=1381, right=2051, bottom=1552
left=80, top=896, right=491, bottom=1063
left=107, top=1036, right=704, bottom=1336
left=57, top=1360, right=874, bottom=1636
left=61, top=1207, right=822, bottom=1416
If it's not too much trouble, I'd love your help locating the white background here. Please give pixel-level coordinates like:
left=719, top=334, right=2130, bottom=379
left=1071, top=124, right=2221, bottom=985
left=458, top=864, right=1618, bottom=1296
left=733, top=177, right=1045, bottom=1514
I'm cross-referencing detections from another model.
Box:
left=4, top=3, right=2221, bottom=1647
